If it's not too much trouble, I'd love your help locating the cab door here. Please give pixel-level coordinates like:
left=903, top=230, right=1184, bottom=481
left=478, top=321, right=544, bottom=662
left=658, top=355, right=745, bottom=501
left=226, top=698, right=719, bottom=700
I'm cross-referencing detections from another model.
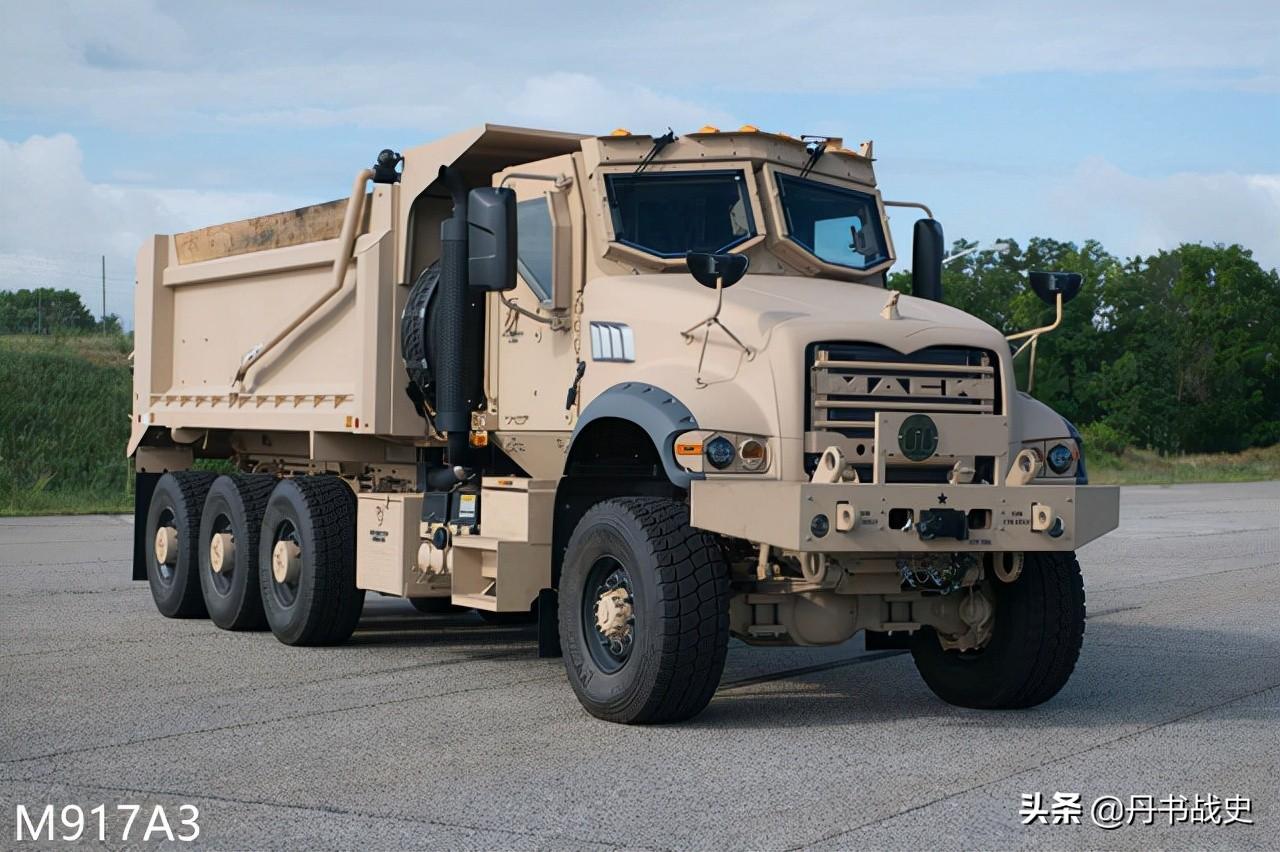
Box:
left=488, top=155, right=583, bottom=446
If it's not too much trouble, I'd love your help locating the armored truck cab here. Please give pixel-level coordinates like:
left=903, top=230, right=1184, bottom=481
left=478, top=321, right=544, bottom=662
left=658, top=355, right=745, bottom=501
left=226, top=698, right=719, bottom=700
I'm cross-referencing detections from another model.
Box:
left=130, top=124, right=1119, bottom=723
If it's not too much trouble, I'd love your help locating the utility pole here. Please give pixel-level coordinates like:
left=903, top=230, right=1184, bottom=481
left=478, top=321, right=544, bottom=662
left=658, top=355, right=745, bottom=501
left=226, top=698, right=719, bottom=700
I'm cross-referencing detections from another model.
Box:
left=101, top=255, right=107, bottom=331
left=37, top=289, right=42, bottom=335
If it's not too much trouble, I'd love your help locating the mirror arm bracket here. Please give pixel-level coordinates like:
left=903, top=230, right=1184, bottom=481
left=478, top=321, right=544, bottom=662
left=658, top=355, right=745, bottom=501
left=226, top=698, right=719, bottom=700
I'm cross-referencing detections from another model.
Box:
left=1007, top=292, right=1063, bottom=342
left=884, top=199, right=935, bottom=219
left=499, top=293, right=566, bottom=328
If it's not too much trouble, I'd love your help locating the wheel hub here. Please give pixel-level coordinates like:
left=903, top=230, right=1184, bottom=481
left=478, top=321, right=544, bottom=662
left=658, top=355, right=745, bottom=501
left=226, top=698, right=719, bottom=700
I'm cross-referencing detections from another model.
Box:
left=209, top=532, right=235, bottom=574
left=595, top=587, right=633, bottom=642
left=272, top=539, right=301, bottom=584
left=938, top=584, right=996, bottom=652
left=154, top=525, right=178, bottom=566
left=583, top=558, right=636, bottom=669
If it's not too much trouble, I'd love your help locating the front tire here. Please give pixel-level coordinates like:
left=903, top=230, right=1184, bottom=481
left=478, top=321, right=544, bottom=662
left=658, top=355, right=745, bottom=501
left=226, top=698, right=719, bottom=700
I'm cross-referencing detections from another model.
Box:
left=258, top=476, right=364, bottom=646
left=911, top=551, right=1086, bottom=709
left=144, top=471, right=216, bottom=618
left=558, top=497, right=730, bottom=724
left=198, top=474, right=275, bottom=630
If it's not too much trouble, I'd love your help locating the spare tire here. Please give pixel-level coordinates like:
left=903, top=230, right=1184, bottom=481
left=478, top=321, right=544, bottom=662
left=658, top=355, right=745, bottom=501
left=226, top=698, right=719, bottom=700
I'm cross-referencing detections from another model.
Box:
left=400, top=260, right=442, bottom=408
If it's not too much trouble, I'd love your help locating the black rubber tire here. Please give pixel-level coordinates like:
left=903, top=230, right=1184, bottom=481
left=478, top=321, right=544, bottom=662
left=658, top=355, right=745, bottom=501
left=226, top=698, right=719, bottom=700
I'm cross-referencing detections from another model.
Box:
left=408, top=596, right=460, bottom=614
left=144, top=471, right=217, bottom=618
left=401, top=260, right=441, bottom=402
left=911, top=551, right=1086, bottom=709
left=558, top=497, right=730, bottom=724
left=258, top=476, right=365, bottom=646
left=197, top=474, right=276, bottom=631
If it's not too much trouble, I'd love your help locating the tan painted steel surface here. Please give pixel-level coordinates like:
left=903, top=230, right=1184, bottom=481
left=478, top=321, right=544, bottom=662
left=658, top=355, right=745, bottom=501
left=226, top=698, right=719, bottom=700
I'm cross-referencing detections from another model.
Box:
left=690, top=480, right=1119, bottom=552
left=129, top=122, right=1119, bottom=623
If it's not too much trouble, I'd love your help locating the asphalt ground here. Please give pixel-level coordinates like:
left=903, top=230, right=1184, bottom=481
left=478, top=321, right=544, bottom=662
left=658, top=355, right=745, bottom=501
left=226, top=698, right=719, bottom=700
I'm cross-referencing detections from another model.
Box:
left=1, top=482, right=1277, bottom=850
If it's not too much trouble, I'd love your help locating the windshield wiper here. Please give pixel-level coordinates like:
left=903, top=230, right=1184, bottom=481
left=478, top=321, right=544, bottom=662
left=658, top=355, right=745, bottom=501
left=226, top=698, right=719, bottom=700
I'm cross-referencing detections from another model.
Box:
left=635, top=128, right=678, bottom=174
left=799, top=135, right=830, bottom=178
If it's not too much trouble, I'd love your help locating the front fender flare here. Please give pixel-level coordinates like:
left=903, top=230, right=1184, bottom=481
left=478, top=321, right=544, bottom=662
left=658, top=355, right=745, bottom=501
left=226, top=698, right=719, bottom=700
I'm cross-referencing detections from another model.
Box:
left=569, top=382, right=700, bottom=488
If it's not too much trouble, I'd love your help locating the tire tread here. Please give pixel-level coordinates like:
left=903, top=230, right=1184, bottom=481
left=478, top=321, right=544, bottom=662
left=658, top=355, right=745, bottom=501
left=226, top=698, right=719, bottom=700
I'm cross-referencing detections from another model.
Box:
left=148, top=471, right=217, bottom=618
left=563, top=497, right=730, bottom=724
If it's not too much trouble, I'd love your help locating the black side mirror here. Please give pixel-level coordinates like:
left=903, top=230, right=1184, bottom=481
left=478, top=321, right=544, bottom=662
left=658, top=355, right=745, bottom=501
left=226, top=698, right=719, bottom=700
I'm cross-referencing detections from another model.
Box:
left=467, top=187, right=517, bottom=292
left=686, top=251, right=749, bottom=289
left=911, top=219, right=944, bottom=302
left=1028, top=270, right=1082, bottom=305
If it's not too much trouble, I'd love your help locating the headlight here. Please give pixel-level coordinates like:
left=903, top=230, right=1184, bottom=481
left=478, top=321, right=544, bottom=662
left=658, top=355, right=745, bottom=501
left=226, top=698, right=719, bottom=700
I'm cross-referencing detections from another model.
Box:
left=705, top=436, right=735, bottom=469
left=1046, top=443, right=1074, bottom=474
left=739, top=438, right=767, bottom=471
left=674, top=431, right=771, bottom=474
left=1022, top=439, right=1079, bottom=478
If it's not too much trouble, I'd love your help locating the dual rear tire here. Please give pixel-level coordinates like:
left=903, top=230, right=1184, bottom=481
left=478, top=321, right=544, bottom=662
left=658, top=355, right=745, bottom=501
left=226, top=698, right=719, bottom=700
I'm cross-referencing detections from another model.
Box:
left=144, top=472, right=363, bottom=646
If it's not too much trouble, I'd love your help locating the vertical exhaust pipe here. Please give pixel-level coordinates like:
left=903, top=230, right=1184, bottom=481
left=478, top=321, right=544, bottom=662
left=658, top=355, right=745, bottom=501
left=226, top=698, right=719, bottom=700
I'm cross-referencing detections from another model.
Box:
left=434, top=166, right=482, bottom=479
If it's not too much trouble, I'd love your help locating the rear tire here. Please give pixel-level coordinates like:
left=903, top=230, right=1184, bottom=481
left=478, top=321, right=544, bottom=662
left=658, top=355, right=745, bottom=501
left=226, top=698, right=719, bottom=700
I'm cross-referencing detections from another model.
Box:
left=258, top=476, right=364, bottom=646
left=911, top=551, right=1086, bottom=709
left=558, top=497, right=730, bottom=724
left=198, top=474, right=275, bottom=630
left=144, top=471, right=216, bottom=618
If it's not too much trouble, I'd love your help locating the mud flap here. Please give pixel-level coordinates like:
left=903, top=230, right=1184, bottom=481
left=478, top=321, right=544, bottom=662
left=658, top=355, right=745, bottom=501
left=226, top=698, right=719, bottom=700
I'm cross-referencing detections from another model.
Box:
left=132, top=472, right=160, bottom=581
left=537, top=587, right=561, bottom=658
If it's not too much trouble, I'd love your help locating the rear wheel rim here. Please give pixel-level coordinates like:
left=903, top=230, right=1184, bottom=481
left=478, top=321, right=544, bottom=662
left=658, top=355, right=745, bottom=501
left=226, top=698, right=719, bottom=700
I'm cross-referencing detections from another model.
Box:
left=154, top=506, right=177, bottom=584
left=207, top=511, right=235, bottom=596
left=269, top=519, right=301, bottom=608
left=582, top=556, right=635, bottom=674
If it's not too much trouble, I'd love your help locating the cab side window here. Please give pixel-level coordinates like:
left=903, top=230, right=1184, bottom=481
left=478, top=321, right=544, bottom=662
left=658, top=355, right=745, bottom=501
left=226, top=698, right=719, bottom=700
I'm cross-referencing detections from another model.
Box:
left=517, top=198, right=554, bottom=303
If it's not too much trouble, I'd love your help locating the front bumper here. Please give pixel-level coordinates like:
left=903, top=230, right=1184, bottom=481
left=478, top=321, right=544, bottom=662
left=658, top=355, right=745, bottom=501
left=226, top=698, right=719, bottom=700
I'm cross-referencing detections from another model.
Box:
left=690, top=480, right=1119, bottom=553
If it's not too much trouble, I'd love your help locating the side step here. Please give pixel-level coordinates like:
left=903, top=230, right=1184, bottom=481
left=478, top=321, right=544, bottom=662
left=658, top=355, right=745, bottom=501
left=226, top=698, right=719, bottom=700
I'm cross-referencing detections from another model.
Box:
left=449, top=535, right=550, bottom=614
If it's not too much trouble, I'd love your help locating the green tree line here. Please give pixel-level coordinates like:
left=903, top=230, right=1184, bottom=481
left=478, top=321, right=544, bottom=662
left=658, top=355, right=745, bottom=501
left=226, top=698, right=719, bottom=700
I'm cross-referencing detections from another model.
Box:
left=0, top=288, right=121, bottom=334
left=889, top=240, right=1280, bottom=454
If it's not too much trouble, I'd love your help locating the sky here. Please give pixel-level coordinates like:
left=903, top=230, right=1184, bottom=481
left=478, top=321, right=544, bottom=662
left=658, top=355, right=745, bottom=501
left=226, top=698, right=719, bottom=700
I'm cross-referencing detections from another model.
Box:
left=1, top=1, right=1277, bottom=328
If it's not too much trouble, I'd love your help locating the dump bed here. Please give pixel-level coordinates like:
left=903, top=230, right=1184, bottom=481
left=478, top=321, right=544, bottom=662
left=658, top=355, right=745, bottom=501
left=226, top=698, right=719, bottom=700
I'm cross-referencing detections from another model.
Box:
left=126, top=125, right=593, bottom=459
left=128, top=179, right=421, bottom=456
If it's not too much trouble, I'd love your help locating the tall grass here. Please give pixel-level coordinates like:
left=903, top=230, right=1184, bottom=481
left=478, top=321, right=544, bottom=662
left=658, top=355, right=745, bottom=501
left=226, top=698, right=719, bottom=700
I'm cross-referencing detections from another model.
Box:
left=1087, top=444, right=1280, bottom=485
left=0, top=334, right=134, bottom=515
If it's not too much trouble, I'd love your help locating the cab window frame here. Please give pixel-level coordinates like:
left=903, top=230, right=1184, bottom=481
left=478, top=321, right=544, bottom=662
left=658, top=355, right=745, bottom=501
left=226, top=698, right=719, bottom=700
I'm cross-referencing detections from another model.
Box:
left=595, top=161, right=768, bottom=270
left=516, top=196, right=555, bottom=305
left=758, top=163, right=896, bottom=280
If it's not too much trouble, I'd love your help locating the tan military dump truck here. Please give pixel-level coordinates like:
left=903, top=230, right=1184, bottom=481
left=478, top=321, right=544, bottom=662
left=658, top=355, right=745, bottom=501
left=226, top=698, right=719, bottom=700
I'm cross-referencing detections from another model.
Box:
left=129, top=123, right=1119, bottom=723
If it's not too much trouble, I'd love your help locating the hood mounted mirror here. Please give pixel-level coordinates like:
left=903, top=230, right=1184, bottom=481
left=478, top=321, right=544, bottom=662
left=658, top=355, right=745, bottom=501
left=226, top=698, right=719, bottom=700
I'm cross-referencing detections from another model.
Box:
left=1028, top=270, right=1082, bottom=306
left=681, top=251, right=753, bottom=386
left=686, top=251, right=749, bottom=290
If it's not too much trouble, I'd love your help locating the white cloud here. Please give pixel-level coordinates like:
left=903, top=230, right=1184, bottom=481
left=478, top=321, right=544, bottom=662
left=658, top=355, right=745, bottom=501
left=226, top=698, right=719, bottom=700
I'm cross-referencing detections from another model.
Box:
left=1, top=2, right=1275, bottom=131
left=506, top=73, right=734, bottom=134
left=0, top=134, right=301, bottom=325
left=1048, top=159, right=1280, bottom=269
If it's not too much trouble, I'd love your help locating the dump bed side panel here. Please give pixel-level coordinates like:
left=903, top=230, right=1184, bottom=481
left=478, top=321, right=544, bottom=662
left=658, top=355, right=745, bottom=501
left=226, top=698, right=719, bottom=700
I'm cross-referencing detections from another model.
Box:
left=130, top=184, right=420, bottom=450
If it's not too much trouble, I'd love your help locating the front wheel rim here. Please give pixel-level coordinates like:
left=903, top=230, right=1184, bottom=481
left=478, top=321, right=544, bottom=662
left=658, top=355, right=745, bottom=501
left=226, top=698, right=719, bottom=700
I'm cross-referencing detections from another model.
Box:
left=582, top=556, right=635, bottom=674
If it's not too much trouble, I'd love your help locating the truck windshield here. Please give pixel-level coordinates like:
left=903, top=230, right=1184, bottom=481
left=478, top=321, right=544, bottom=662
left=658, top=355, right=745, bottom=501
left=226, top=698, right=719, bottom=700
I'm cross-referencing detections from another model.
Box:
left=605, top=170, right=754, bottom=258
left=775, top=173, right=888, bottom=270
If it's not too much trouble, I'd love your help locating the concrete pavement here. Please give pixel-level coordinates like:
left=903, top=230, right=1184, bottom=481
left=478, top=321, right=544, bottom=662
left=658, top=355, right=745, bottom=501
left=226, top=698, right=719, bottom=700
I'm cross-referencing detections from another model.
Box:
left=1, top=482, right=1277, bottom=849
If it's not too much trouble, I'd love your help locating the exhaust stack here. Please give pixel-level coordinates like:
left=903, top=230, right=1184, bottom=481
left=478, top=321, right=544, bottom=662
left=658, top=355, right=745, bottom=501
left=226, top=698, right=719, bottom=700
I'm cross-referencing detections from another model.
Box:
left=434, top=166, right=484, bottom=480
